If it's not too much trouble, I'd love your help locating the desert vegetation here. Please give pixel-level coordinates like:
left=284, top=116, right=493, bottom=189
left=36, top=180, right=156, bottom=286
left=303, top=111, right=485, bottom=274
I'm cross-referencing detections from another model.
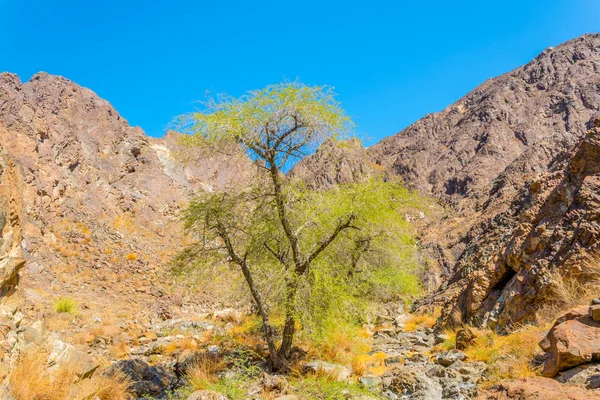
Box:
left=8, top=348, right=132, bottom=400
left=173, top=82, right=427, bottom=371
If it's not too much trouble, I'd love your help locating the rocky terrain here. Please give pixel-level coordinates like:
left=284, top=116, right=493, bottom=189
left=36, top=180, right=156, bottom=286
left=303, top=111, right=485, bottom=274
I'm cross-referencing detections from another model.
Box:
left=0, top=72, right=256, bottom=386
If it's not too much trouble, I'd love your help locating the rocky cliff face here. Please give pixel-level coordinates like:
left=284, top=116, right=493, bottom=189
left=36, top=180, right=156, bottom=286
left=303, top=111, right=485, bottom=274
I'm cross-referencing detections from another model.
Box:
left=439, top=119, right=600, bottom=329
left=0, top=72, right=254, bottom=337
left=294, top=33, right=600, bottom=329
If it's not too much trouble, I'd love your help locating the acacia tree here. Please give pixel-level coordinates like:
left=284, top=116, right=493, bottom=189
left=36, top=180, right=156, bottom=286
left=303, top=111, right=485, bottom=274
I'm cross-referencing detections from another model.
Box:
left=176, top=82, right=422, bottom=369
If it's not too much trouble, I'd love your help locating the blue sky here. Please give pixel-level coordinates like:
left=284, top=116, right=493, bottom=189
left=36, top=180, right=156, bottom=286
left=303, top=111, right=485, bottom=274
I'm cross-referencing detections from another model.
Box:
left=2, top=1, right=599, bottom=145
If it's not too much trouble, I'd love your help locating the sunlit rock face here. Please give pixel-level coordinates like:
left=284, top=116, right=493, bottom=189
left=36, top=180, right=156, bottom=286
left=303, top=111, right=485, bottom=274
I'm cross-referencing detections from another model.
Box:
left=0, top=152, right=25, bottom=298
left=0, top=70, right=255, bottom=325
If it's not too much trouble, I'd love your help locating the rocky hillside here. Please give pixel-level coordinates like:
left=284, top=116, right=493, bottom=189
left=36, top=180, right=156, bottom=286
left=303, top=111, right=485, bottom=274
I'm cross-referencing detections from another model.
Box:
left=0, top=72, right=255, bottom=348
left=293, top=33, right=600, bottom=328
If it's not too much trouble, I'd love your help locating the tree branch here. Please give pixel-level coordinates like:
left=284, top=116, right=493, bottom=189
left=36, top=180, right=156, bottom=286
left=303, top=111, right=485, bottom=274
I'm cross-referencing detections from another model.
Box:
left=302, top=214, right=357, bottom=273
left=264, top=241, right=288, bottom=265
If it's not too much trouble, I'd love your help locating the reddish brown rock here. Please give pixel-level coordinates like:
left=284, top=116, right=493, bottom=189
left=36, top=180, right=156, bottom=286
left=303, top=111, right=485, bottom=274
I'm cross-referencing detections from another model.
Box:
left=589, top=305, right=600, bottom=321
left=455, top=327, right=476, bottom=351
left=540, top=306, right=600, bottom=377
left=479, top=377, right=600, bottom=400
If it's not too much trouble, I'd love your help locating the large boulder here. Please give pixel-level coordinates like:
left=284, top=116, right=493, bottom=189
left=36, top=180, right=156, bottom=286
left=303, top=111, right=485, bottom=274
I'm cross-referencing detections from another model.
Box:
left=539, top=306, right=600, bottom=377
left=479, top=377, right=600, bottom=400
left=109, top=358, right=177, bottom=398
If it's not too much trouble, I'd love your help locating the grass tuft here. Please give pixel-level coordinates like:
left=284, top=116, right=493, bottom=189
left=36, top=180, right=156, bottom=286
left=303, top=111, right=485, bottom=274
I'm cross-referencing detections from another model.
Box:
left=403, top=312, right=437, bottom=332
left=54, top=297, right=77, bottom=314
left=8, top=349, right=133, bottom=400
left=185, top=353, right=224, bottom=390
left=462, top=325, right=546, bottom=383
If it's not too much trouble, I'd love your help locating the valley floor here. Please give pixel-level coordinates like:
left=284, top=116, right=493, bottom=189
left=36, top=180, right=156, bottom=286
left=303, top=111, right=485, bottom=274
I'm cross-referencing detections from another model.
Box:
left=4, top=298, right=600, bottom=400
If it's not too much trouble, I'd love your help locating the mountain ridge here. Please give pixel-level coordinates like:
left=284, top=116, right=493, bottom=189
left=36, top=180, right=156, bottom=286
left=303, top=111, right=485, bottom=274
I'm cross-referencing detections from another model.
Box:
left=294, top=32, right=600, bottom=328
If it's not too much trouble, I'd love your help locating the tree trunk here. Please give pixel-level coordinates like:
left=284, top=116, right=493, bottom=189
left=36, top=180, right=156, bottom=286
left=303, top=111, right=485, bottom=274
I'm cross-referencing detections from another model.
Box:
left=239, top=261, right=284, bottom=369
left=217, top=223, right=284, bottom=370
left=277, top=278, right=298, bottom=361
left=278, top=316, right=295, bottom=360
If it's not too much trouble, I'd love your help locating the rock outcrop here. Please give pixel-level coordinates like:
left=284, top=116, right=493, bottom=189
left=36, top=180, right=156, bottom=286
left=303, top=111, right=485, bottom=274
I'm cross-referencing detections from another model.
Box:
left=438, top=118, right=600, bottom=328
left=539, top=306, right=600, bottom=377
left=479, top=377, right=600, bottom=400
left=0, top=152, right=25, bottom=299
left=0, top=71, right=255, bottom=375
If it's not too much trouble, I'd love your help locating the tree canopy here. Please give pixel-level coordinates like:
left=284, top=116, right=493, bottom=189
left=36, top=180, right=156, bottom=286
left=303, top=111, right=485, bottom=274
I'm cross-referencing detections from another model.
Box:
left=179, top=82, right=352, bottom=169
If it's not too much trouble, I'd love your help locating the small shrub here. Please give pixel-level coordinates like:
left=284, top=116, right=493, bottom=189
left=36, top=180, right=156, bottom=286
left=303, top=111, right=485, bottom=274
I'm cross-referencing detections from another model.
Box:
left=125, top=253, right=138, bottom=261
left=302, top=321, right=370, bottom=365
left=403, top=312, right=437, bottom=332
left=439, top=330, right=457, bottom=351
left=54, top=297, right=77, bottom=314
left=9, top=349, right=133, bottom=400
left=185, top=353, right=224, bottom=390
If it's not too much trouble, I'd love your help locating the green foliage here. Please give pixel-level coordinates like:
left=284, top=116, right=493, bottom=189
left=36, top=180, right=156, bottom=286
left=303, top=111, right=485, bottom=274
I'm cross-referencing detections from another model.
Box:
left=202, top=348, right=263, bottom=400
left=175, top=178, right=426, bottom=335
left=289, top=376, right=378, bottom=399
left=54, top=297, right=77, bottom=314
left=178, top=81, right=352, bottom=168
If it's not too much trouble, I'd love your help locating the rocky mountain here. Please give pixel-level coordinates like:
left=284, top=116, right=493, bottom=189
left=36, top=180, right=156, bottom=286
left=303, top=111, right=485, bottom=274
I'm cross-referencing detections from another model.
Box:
left=293, top=33, right=600, bottom=329
left=1, top=33, right=600, bottom=399
left=0, top=71, right=255, bottom=357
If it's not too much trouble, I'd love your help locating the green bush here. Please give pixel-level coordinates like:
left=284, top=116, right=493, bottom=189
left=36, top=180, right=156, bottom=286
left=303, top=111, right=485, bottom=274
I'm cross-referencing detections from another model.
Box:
left=54, top=297, right=77, bottom=314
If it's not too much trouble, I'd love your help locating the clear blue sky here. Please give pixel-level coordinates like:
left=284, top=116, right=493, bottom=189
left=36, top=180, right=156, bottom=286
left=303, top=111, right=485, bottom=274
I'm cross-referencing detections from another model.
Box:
left=2, top=1, right=599, bottom=145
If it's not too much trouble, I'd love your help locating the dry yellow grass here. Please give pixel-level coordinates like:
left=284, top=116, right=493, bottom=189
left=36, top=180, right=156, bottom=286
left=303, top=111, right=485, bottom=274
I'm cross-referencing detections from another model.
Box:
left=185, top=353, right=224, bottom=390
left=432, top=329, right=457, bottom=352
left=108, top=340, right=131, bottom=359
left=113, top=215, right=136, bottom=235
left=230, top=314, right=259, bottom=334
left=46, top=313, right=75, bottom=331
left=164, top=337, right=199, bottom=354
left=351, top=351, right=387, bottom=376
left=9, top=350, right=75, bottom=400
left=75, top=371, right=133, bottom=400
left=125, top=253, right=138, bottom=261
left=300, top=323, right=371, bottom=366
left=8, top=349, right=133, bottom=400
left=538, top=260, right=600, bottom=323
left=403, top=313, right=438, bottom=332
left=462, top=325, right=547, bottom=383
